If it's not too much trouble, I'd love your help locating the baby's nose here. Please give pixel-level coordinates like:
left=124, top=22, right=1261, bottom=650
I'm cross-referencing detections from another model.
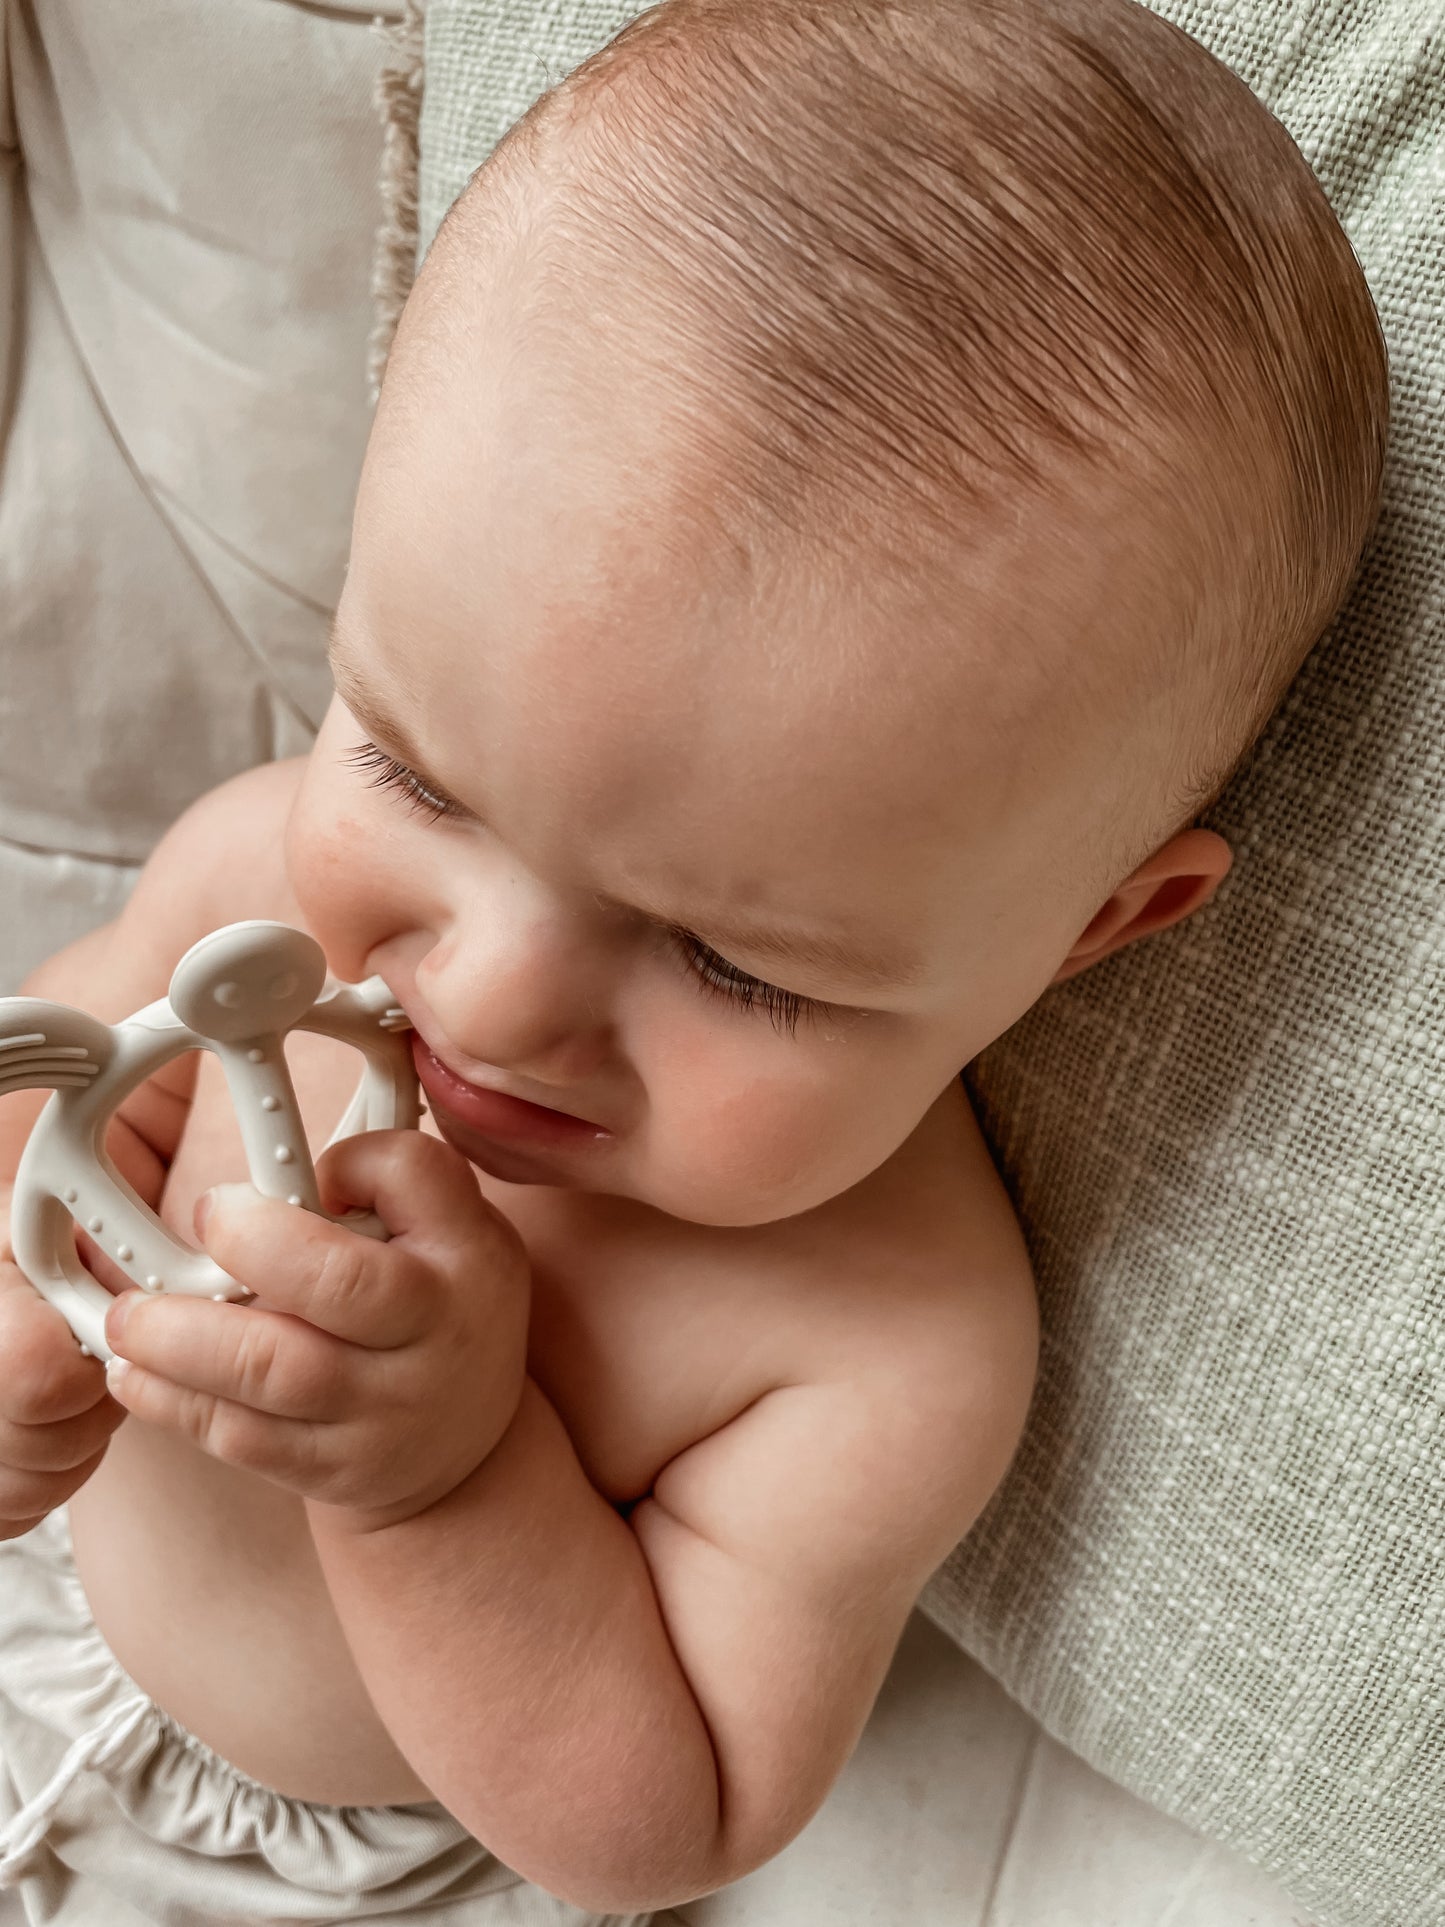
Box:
left=419, top=919, right=615, bottom=1090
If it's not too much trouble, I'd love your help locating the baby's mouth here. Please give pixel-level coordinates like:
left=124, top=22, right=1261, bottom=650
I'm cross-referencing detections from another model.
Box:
left=409, top=1033, right=611, bottom=1149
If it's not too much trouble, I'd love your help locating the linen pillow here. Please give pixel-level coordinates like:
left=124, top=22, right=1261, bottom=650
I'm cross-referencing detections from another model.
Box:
left=384, top=5, right=1444, bottom=1921
left=0, top=0, right=394, bottom=991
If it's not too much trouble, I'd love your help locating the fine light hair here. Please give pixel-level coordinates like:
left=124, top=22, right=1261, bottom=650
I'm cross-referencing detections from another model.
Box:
left=442, top=0, right=1388, bottom=874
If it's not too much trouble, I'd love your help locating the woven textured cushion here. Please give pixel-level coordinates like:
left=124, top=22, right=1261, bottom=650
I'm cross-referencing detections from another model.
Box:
left=404, top=5, right=1443, bottom=1921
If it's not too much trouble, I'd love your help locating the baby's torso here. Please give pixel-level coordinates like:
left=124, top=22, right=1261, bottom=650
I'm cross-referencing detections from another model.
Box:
left=64, top=760, right=1017, bottom=1808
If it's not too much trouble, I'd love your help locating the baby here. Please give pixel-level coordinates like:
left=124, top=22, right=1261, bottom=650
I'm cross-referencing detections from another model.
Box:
left=0, top=0, right=1385, bottom=1920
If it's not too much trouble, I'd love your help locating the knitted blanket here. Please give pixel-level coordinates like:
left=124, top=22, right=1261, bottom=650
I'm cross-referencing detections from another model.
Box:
left=376, top=6, right=1444, bottom=1921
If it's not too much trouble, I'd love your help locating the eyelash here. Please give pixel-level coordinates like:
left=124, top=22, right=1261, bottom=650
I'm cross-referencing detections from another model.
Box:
left=663, top=930, right=817, bottom=1038
left=343, top=738, right=825, bottom=1037
left=344, top=739, right=454, bottom=822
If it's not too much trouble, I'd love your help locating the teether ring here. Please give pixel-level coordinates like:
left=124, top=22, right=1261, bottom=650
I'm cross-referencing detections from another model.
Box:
left=2, top=922, right=419, bottom=1364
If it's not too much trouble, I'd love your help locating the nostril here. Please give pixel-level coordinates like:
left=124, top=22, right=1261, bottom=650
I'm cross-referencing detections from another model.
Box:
left=214, top=982, right=242, bottom=1008
left=270, top=974, right=299, bottom=1001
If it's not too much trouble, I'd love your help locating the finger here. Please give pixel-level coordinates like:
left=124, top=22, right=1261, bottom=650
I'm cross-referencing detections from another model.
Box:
left=103, top=1291, right=355, bottom=1422
left=196, top=1174, right=434, bottom=1349
left=0, top=1395, right=126, bottom=1472
left=101, top=1359, right=326, bottom=1486
left=0, top=1445, right=110, bottom=1535
left=316, top=1129, right=525, bottom=1272
left=0, top=1262, right=114, bottom=1423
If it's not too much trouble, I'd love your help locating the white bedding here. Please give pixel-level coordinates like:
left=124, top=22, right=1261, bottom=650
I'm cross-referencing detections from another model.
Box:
left=681, top=1613, right=1310, bottom=1926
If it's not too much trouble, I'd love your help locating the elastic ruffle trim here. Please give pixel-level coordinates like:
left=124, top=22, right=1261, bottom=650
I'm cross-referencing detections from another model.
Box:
left=0, top=1507, right=508, bottom=1904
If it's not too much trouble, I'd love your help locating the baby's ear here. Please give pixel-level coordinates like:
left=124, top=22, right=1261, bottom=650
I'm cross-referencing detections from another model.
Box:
left=1050, top=828, right=1232, bottom=986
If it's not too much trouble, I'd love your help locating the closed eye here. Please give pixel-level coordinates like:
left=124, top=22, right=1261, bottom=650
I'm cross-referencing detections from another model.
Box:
left=343, top=737, right=835, bottom=1037
left=344, top=739, right=455, bottom=823
left=664, top=929, right=829, bottom=1038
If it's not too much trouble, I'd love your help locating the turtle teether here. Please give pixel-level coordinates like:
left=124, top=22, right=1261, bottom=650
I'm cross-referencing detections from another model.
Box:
left=2, top=921, right=419, bottom=1364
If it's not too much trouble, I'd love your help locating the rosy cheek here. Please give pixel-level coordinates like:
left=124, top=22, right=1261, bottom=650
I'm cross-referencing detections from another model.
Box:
left=284, top=775, right=348, bottom=911
left=640, top=1022, right=850, bottom=1223
left=283, top=766, right=394, bottom=969
left=709, top=1081, right=829, bottom=1205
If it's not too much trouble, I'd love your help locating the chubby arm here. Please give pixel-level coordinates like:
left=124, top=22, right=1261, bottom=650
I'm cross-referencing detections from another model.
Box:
left=628, top=1300, right=1038, bottom=1881
left=306, top=1262, right=1038, bottom=1914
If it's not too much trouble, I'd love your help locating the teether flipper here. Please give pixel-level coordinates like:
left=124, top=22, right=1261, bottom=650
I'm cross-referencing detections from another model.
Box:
left=0, top=1003, right=114, bottom=1096
left=3, top=923, right=418, bottom=1362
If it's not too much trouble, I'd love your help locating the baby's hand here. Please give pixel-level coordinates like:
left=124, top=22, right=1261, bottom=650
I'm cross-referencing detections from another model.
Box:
left=100, top=1133, right=531, bottom=1529
left=0, top=1183, right=128, bottom=1539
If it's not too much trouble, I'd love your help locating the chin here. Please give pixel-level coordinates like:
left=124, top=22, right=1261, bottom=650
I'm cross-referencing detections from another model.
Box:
left=644, top=1179, right=837, bottom=1229
left=459, top=1143, right=562, bottom=1187
left=430, top=1113, right=576, bottom=1189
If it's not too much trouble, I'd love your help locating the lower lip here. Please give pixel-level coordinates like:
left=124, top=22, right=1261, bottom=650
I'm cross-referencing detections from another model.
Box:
left=411, top=1035, right=608, bottom=1149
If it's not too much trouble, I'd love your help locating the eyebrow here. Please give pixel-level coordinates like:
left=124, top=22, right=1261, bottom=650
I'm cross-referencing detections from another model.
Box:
left=329, top=637, right=925, bottom=995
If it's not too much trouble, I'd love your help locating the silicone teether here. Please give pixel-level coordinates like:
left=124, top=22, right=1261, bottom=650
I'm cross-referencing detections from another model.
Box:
left=2, top=922, right=419, bottom=1363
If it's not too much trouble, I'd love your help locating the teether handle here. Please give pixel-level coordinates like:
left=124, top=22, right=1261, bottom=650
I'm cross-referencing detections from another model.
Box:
left=213, top=1036, right=388, bottom=1241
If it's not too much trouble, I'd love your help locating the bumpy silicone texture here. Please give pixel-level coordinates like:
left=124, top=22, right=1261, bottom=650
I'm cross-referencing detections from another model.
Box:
left=1, top=921, right=418, bottom=1363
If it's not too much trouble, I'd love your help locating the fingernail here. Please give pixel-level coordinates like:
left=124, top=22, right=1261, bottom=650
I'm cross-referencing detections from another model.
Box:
left=105, top=1355, right=131, bottom=1385
left=194, top=1189, right=215, bottom=1238
left=195, top=1184, right=258, bottom=1238
left=105, top=1290, right=138, bottom=1345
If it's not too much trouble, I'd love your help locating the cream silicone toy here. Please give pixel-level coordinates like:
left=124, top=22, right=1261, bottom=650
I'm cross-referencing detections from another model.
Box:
left=1, top=921, right=419, bottom=1365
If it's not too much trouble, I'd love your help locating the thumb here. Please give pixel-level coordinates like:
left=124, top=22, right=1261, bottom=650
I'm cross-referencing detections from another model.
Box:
left=312, top=1130, right=518, bottom=1260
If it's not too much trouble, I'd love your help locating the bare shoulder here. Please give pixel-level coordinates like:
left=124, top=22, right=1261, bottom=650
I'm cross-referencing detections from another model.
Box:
left=648, top=1080, right=1038, bottom=1606
left=829, top=1078, right=1039, bottom=1553
left=777, top=1075, right=1039, bottom=1390
left=17, top=755, right=310, bottom=1021
left=94, top=753, right=313, bottom=1015
left=5, top=756, right=314, bottom=1170
left=134, top=755, right=310, bottom=929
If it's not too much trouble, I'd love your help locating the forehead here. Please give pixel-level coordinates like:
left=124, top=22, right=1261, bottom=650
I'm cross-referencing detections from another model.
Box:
left=350, top=237, right=1148, bottom=976
left=346, top=414, right=982, bottom=965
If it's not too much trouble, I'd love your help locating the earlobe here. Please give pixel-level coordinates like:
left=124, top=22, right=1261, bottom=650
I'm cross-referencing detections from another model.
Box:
left=1050, top=828, right=1233, bottom=986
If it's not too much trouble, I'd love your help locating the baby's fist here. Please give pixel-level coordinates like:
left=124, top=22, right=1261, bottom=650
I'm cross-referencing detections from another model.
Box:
left=102, top=1131, right=533, bottom=1528
left=0, top=1251, right=126, bottom=1538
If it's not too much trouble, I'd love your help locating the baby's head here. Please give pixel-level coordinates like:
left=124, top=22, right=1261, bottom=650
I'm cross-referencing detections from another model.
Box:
left=287, top=0, right=1386, bottom=1225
